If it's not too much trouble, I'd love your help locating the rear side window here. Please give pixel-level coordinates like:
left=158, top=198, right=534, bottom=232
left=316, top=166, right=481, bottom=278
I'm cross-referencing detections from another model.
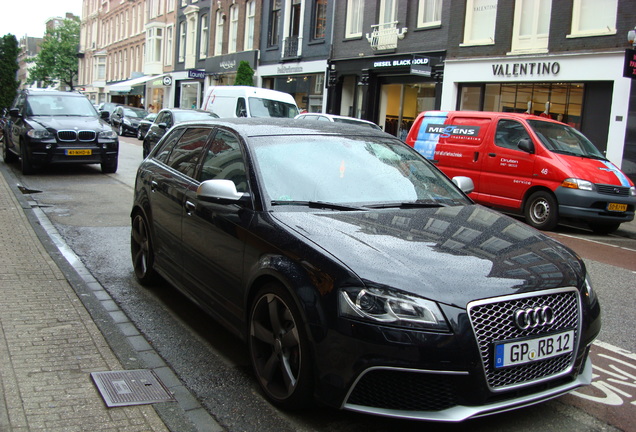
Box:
left=166, top=128, right=213, bottom=178
left=199, top=129, right=248, bottom=191
left=154, top=128, right=186, bottom=163
left=495, top=120, right=531, bottom=151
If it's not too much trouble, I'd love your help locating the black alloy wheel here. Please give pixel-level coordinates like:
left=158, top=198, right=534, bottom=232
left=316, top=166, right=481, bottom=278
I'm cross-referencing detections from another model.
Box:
left=131, top=212, right=158, bottom=285
left=249, top=283, right=313, bottom=409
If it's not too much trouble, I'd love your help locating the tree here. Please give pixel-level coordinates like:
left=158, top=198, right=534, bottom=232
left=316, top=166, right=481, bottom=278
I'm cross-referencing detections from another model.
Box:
left=0, top=34, right=20, bottom=112
left=233, top=61, right=255, bottom=86
left=28, top=17, right=80, bottom=90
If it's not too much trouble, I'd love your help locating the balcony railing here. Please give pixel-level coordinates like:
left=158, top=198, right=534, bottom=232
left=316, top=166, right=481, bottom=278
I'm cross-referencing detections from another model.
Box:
left=366, top=21, right=407, bottom=51
left=282, top=36, right=300, bottom=59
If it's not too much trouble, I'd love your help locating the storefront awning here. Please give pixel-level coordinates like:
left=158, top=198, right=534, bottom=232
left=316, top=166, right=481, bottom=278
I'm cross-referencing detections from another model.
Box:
left=106, top=74, right=167, bottom=93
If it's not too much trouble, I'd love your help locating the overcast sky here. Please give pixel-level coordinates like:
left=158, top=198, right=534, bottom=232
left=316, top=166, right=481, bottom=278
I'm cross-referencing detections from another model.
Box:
left=0, top=0, right=83, bottom=39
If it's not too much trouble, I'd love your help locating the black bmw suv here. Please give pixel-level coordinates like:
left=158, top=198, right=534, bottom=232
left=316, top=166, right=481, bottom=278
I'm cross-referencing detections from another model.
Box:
left=2, top=89, right=119, bottom=174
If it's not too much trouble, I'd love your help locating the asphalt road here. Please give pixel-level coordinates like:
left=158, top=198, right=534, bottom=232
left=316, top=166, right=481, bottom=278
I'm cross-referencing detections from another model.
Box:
left=2, top=135, right=633, bottom=432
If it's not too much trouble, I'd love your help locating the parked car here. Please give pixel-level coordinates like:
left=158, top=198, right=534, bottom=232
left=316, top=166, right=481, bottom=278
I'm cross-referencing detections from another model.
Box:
left=110, top=105, right=148, bottom=137
left=97, top=102, right=119, bottom=123
left=131, top=118, right=600, bottom=422
left=136, top=112, right=158, bottom=140
left=142, top=108, right=219, bottom=157
left=2, top=89, right=119, bottom=174
left=201, top=85, right=299, bottom=118
left=405, top=111, right=636, bottom=233
left=295, top=112, right=382, bottom=130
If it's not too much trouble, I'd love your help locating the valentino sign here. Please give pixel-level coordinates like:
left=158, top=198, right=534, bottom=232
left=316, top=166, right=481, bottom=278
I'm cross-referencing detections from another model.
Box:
left=492, top=61, right=561, bottom=77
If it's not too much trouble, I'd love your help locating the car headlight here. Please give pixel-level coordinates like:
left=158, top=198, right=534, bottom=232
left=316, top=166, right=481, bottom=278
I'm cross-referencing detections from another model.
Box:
left=561, top=178, right=594, bottom=191
left=630, top=186, right=636, bottom=197
left=339, top=287, right=449, bottom=331
left=583, top=274, right=597, bottom=305
left=26, top=129, right=53, bottom=139
left=98, top=129, right=117, bottom=139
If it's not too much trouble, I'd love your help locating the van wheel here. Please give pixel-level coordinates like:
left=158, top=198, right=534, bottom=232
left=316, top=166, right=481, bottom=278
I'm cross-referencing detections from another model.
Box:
left=589, top=222, right=620, bottom=235
left=524, top=191, right=558, bottom=231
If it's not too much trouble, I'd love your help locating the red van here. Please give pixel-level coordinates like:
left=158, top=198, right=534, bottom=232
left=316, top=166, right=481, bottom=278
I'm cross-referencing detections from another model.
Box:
left=405, top=111, right=636, bottom=233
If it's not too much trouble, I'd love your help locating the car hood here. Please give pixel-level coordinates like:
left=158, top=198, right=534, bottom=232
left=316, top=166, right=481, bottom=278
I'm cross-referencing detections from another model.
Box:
left=29, top=116, right=109, bottom=131
left=272, top=205, right=584, bottom=307
left=548, top=153, right=634, bottom=187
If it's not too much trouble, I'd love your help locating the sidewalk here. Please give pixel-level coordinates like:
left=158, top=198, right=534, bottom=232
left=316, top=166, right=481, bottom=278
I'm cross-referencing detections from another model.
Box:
left=0, top=166, right=221, bottom=431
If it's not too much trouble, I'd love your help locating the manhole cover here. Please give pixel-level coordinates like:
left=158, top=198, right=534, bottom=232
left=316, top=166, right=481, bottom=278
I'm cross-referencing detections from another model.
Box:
left=91, top=369, right=175, bottom=407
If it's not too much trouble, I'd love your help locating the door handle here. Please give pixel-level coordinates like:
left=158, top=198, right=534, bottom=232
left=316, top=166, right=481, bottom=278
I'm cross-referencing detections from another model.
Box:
left=488, top=153, right=496, bottom=157
left=185, top=200, right=196, bottom=215
left=150, top=180, right=158, bottom=191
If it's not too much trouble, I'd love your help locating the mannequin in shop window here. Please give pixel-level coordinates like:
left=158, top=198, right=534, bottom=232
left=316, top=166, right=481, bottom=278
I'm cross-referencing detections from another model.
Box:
left=525, top=101, right=532, bottom=114
left=540, top=102, right=551, bottom=118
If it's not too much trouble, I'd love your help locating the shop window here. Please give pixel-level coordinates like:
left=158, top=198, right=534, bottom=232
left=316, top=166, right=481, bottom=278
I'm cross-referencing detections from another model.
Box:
left=313, top=0, right=327, bottom=40
left=417, top=0, right=442, bottom=29
left=462, top=0, right=497, bottom=46
left=245, top=0, right=256, bottom=50
left=345, top=0, right=364, bottom=38
left=510, top=0, right=551, bottom=54
left=568, top=0, right=617, bottom=38
left=268, top=0, right=282, bottom=47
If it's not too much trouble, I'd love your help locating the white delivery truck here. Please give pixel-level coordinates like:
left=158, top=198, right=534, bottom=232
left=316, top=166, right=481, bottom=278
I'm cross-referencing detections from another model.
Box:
left=201, top=86, right=300, bottom=118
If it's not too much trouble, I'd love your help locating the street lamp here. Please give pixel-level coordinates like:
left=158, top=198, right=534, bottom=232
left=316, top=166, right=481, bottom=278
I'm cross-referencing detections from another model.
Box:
left=628, top=27, right=636, bottom=48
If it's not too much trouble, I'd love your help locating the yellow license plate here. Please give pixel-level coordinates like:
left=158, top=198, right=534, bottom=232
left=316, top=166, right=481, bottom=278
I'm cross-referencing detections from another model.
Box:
left=607, top=203, right=627, bottom=212
left=66, top=149, right=92, bottom=156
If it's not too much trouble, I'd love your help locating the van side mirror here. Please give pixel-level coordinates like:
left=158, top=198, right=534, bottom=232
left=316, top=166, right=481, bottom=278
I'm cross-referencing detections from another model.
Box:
left=518, top=138, right=534, bottom=154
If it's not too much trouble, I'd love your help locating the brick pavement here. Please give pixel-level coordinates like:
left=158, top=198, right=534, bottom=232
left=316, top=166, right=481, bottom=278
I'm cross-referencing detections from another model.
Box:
left=0, top=171, right=171, bottom=431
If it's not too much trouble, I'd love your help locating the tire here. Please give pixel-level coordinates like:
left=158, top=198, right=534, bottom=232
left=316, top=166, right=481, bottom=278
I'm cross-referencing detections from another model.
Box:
left=137, top=129, right=143, bottom=140
left=101, top=157, right=118, bottom=174
left=131, top=212, right=159, bottom=285
left=118, top=124, right=125, bottom=136
left=143, top=139, right=150, bottom=158
left=589, top=222, right=620, bottom=235
left=20, top=140, right=35, bottom=175
left=524, top=190, right=558, bottom=231
left=248, top=283, right=313, bottom=409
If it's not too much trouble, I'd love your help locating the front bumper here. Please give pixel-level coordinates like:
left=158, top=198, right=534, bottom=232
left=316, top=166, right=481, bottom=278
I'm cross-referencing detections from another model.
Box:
left=555, top=186, right=635, bottom=224
left=27, top=138, right=119, bottom=165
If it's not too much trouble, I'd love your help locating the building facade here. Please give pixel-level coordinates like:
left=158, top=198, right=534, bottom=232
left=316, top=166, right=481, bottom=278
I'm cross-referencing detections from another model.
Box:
left=17, top=36, right=42, bottom=90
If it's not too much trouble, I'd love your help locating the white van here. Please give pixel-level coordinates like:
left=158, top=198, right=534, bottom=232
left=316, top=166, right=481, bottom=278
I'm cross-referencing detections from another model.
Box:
left=201, top=86, right=299, bottom=118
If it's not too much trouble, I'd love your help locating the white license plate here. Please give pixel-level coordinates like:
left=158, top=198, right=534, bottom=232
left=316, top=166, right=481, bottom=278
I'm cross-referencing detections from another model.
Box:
left=494, top=330, right=575, bottom=369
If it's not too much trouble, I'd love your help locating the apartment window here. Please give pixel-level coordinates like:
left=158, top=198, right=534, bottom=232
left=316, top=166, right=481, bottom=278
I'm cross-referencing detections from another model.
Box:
left=167, top=0, right=175, bottom=12
left=313, top=0, right=327, bottom=40
left=511, top=0, right=551, bottom=53
left=200, top=14, right=209, bottom=59
left=268, top=0, right=281, bottom=47
left=569, top=0, right=617, bottom=37
left=417, top=0, right=442, bottom=28
left=95, top=56, right=106, bottom=80
left=345, top=0, right=363, bottom=38
left=379, top=0, right=398, bottom=24
left=155, top=28, right=164, bottom=62
left=213, top=10, right=224, bottom=55
left=462, top=0, right=497, bottom=46
left=178, top=21, right=186, bottom=62
left=166, top=25, right=174, bottom=65
left=181, top=0, right=187, bottom=7
left=244, top=0, right=255, bottom=50
left=229, top=5, right=239, bottom=53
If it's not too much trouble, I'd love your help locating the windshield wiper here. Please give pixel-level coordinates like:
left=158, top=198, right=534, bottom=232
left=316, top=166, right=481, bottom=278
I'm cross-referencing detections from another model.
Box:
left=364, top=201, right=448, bottom=209
left=271, top=200, right=363, bottom=211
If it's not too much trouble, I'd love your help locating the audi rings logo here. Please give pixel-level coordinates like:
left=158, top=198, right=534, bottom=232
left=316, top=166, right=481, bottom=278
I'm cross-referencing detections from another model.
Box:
left=513, top=306, right=555, bottom=330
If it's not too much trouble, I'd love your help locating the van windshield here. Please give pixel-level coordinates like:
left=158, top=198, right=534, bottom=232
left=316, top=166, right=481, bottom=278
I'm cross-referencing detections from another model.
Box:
left=248, top=97, right=299, bottom=118
left=529, top=120, right=606, bottom=160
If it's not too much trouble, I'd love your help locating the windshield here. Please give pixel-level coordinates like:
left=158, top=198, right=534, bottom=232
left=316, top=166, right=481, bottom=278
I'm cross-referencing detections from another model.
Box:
left=124, top=108, right=148, bottom=118
left=248, top=97, right=299, bottom=118
left=250, top=135, right=470, bottom=208
left=28, top=95, right=98, bottom=117
left=174, top=110, right=219, bottom=122
left=529, top=120, right=606, bottom=159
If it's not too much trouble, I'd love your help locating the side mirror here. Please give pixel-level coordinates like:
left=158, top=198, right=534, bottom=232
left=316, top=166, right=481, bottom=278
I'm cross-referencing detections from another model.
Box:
left=197, top=179, right=251, bottom=204
left=100, top=111, right=109, bottom=120
left=9, top=108, right=20, bottom=119
left=518, top=138, right=535, bottom=154
left=158, top=122, right=168, bottom=130
left=452, top=176, right=475, bottom=194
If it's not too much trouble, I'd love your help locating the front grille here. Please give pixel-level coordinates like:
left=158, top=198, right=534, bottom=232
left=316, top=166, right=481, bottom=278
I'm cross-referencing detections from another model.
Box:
left=468, top=288, right=580, bottom=391
left=57, top=130, right=96, bottom=142
left=596, top=184, right=631, bottom=197
left=346, top=369, right=458, bottom=411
